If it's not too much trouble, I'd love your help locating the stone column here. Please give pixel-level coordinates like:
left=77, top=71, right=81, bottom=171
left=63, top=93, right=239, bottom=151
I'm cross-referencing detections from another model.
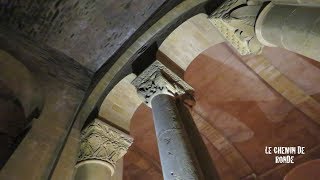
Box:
left=255, top=2, right=320, bottom=62
left=251, top=0, right=320, bottom=7
left=74, top=119, right=133, bottom=180
left=132, top=61, right=204, bottom=180
left=151, top=94, right=204, bottom=180
left=272, top=0, right=320, bottom=6
left=208, top=0, right=264, bottom=55
left=209, top=0, right=320, bottom=61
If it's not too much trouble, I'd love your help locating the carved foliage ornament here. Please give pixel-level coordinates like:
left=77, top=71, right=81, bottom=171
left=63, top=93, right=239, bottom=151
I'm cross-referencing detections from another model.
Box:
left=131, top=60, right=194, bottom=106
left=77, top=119, right=133, bottom=167
left=209, top=0, right=265, bottom=55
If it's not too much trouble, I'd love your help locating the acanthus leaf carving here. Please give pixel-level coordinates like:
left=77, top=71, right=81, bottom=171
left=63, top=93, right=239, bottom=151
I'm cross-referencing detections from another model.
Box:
left=131, top=60, right=194, bottom=107
left=77, top=119, right=133, bottom=168
left=209, top=0, right=264, bottom=55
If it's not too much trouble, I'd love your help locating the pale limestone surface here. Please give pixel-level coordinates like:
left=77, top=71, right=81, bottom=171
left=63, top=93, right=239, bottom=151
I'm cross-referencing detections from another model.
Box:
left=159, top=13, right=224, bottom=71
left=99, top=74, right=142, bottom=132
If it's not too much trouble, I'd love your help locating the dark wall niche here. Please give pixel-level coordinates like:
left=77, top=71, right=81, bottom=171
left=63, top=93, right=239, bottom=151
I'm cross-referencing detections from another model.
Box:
left=132, top=43, right=159, bottom=75
left=205, top=0, right=225, bottom=14
left=0, top=34, right=89, bottom=179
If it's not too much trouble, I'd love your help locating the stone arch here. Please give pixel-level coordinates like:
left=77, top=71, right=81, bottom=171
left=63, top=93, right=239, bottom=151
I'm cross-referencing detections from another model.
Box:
left=0, top=82, right=26, bottom=168
left=158, top=13, right=224, bottom=73
left=0, top=50, right=44, bottom=168
left=74, top=74, right=142, bottom=180
left=98, top=74, right=142, bottom=133
left=0, top=50, right=44, bottom=119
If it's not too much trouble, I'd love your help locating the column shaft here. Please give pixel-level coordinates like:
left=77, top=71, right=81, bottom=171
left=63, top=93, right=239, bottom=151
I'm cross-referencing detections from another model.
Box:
left=272, top=0, right=320, bottom=7
left=250, top=0, right=320, bottom=6
left=75, top=161, right=113, bottom=180
left=256, top=3, right=320, bottom=62
left=151, top=94, right=203, bottom=180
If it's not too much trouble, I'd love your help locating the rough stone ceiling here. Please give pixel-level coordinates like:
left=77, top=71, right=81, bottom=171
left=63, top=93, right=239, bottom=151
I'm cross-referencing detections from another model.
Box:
left=1, top=0, right=320, bottom=179
left=0, top=0, right=180, bottom=71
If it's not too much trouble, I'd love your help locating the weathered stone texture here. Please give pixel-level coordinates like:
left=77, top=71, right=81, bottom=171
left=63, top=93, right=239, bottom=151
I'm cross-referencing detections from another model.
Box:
left=78, top=119, right=133, bottom=168
left=132, top=61, right=194, bottom=106
left=159, top=13, right=224, bottom=71
left=99, top=74, right=142, bottom=132
left=0, top=0, right=170, bottom=71
left=209, top=0, right=263, bottom=55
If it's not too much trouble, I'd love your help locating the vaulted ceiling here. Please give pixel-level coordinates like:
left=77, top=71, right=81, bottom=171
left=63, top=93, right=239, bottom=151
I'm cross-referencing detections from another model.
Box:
left=0, top=0, right=320, bottom=179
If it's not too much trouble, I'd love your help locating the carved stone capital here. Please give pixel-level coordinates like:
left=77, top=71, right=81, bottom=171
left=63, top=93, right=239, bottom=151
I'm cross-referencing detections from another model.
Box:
left=77, top=119, right=133, bottom=169
left=132, top=60, right=194, bottom=106
left=209, top=0, right=264, bottom=55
